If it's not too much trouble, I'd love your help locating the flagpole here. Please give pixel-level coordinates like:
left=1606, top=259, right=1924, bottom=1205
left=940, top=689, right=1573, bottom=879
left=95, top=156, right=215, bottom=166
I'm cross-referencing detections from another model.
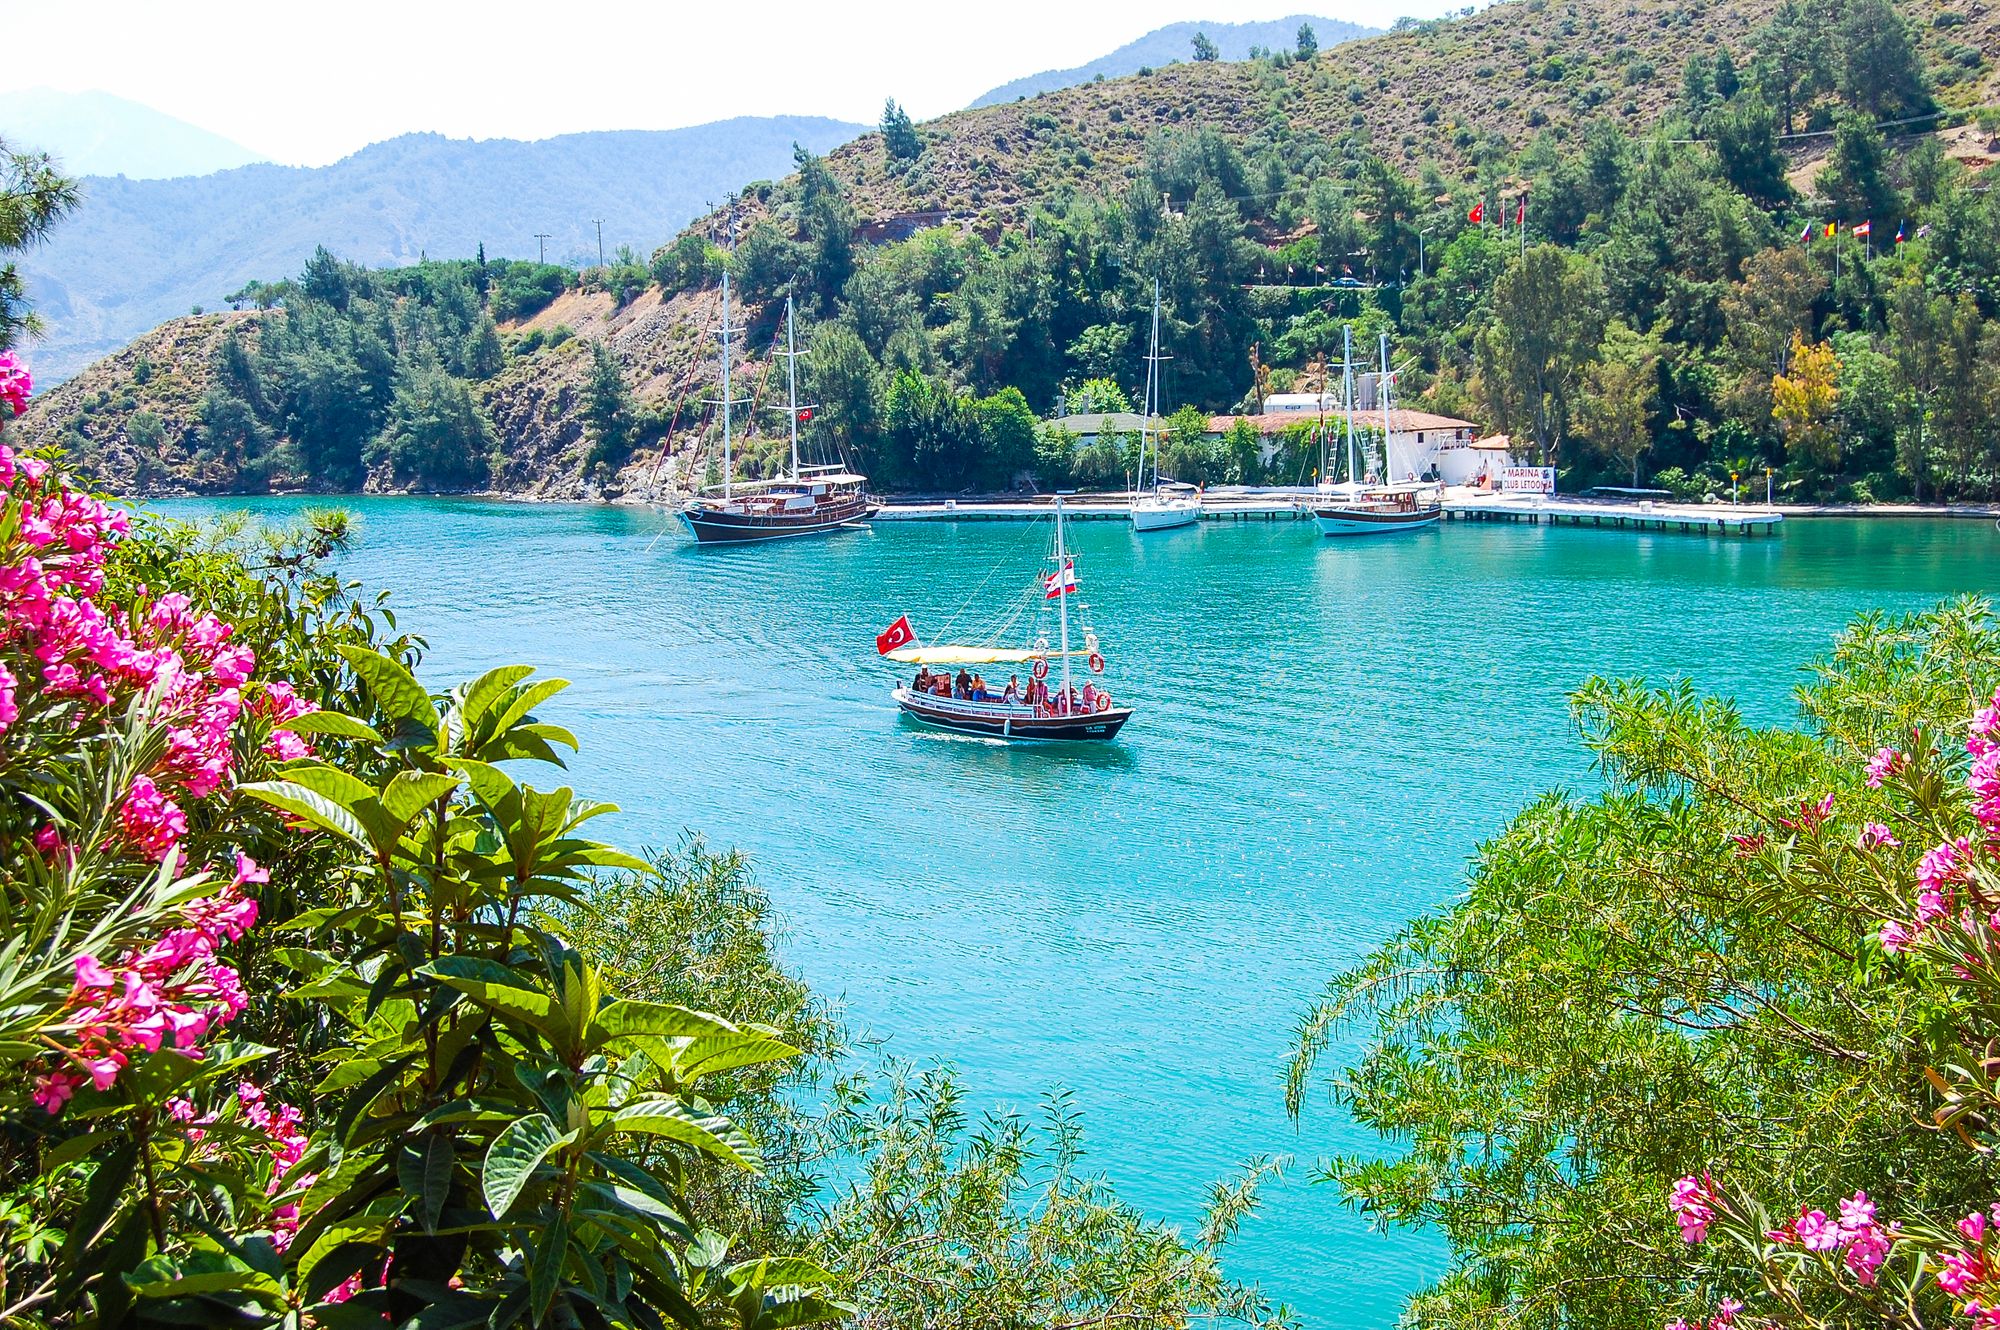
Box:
left=785, top=295, right=799, bottom=480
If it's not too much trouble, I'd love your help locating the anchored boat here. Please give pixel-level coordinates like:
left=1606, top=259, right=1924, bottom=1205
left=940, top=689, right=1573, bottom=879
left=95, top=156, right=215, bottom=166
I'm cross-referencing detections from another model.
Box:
left=1130, top=279, right=1200, bottom=533
left=682, top=283, right=879, bottom=544
left=1312, top=329, right=1442, bottom=536
left=878, top=498, right=1133, bottom=742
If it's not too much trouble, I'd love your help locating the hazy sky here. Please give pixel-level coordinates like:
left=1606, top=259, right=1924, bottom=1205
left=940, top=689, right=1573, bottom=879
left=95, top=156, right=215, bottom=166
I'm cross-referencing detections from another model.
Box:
left=4, top=0, right=1470, bottom=166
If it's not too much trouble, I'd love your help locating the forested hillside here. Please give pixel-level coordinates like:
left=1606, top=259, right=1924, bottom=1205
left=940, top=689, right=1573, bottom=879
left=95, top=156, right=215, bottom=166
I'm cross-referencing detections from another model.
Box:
left=16, top=117, right=865, bottom=386
left=25, top=0, right=2000, bottom=503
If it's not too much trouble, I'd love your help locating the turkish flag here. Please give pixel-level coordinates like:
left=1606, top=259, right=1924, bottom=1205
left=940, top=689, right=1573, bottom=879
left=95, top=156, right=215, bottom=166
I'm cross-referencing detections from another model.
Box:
left=798, top=407, right=813, bottom=422
left=875, top=615, right=915, bottom=655
left=1468, top=201, right=1485, bottom=224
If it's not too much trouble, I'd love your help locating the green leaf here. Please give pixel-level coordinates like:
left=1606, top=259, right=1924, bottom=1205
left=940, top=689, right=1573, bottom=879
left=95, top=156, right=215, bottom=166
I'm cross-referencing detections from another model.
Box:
left=610, top=1100, right=760, bottom=1172
left=671, top=1034, right=800, bottom=1083
left=527, top=1211, right=569, bottom=1324
left=398, top=1135, right=457, bottom=1234
left=461, top=665, right=536, bottom=727
left=277, top=710, right=384, bottom=742
left=337, top=644, right=439, bottom=732
left=482, top=1113, right=565, bottom=1219
left=590, top=1000, right=742, bottom=1046
left=424, top=957, right=557, bottom=1038
left=380, top=770, right=461, bottom=824
left=485, top=678, right=571, bottom=742
left=237, top=780, right=372, bottom=850
left=723, top=1256, right=836, bottom=1290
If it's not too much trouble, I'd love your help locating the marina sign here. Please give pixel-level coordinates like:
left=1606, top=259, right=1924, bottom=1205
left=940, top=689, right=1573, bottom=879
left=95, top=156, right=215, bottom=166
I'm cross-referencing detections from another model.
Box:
left=1501, top=466, right=1557, bottom=495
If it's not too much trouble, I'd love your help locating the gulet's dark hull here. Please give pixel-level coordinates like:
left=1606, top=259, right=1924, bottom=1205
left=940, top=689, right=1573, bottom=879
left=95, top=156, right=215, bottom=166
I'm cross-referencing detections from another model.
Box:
left=893, top=690, right=1131, bottom=742
left=681, top=499, right=880, bottom=544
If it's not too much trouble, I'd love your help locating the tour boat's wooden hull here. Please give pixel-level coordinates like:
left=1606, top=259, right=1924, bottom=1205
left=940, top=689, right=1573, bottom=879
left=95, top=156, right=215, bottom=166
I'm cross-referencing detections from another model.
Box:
left=893, top=688, right=1132, bottom=742
left=682, top=496, right=879, bottom=544
left=1312, top=505, right=1442, bottom=536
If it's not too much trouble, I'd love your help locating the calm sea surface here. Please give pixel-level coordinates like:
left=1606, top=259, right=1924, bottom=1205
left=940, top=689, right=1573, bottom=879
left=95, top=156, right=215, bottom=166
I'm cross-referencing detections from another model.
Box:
left=151, top=498, right=2000, bottom=1326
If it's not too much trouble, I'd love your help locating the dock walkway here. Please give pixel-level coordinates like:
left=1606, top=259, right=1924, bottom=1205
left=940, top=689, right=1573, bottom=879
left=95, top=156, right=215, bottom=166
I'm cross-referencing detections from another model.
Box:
left=875, top=490, right=1788, bottom=534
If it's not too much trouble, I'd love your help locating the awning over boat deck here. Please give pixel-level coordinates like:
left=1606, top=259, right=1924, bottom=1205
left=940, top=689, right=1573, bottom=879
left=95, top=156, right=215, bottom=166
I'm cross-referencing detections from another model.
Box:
left=887, top=645, right=1093, bottom=665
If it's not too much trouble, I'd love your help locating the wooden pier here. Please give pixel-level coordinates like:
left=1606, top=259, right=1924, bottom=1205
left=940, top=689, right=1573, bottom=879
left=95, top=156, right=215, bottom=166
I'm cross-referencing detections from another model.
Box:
left=1444, top=495, right=1783, bottom=535
left=876, top=492, right=1784, bottom=534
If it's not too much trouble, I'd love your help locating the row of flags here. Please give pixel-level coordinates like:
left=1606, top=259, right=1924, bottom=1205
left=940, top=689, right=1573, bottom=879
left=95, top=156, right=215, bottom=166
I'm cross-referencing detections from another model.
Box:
left=1800, top=219, right=1930, bottom=244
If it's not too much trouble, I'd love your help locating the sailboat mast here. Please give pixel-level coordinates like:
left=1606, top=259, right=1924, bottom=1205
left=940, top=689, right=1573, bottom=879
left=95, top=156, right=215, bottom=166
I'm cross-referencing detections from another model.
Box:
left=1055, top=497, right=1072, bottom=701
left=1342, top=325, right=1358, bottom=487
left=1379, top=332, right=1393, bottom=484
left=785, top=295, right=800, bottom=480
left=1142, top=278, right=1162, bottom=492
left=720, top=270, right=734, bottom=501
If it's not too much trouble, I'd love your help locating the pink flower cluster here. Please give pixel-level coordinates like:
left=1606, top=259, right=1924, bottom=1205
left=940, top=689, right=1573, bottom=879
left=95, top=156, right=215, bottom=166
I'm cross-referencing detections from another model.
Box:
left=1972, top=689, right=2000, bottom=841
left=1672, top=1173, right=1719, bottom=1243
left=1766, top=1190, right=1896, bottom=1285
left=236, top=1080, right=313, bottom=1248
left=1665, top=1298, right=1743, bottom=1330
left=1940, top=1208, right=2000, bottom=1325
left=0, top=351, right=29, bottom=420
left=31, top=855, right=266, bottom=1114
left=1867, top=746, right=1907, bottom=788
left=0, top=454, right=319, bottom=861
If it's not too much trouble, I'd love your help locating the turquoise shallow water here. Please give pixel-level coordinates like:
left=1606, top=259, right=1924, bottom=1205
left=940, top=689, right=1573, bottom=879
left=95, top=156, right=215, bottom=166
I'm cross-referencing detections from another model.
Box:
left=153, top=499, right=2000, bottom=1326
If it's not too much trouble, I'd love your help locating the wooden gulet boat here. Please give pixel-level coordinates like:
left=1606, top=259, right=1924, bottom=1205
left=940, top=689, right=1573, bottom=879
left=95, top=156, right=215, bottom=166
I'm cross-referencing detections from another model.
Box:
left=878, top=498, right=1134, bottom=742
left=1312, top=328, right=1442, bottom=536
left=682, top=284, right=879, bottom=544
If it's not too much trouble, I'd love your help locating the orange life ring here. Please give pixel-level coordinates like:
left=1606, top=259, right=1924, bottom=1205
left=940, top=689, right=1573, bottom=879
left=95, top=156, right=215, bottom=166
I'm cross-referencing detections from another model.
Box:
left=1031, top=658, right=1049, bottom=680
left=1095, top=693, right=1112, bottom=714
left=1088, top=652, right=1105, bottom=674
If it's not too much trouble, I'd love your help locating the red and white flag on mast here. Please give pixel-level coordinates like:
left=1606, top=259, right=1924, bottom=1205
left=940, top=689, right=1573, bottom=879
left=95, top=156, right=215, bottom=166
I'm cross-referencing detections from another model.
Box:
left=1043, top=560, right=1078, bottom=600
left=875, top=615, right=915, bottom=655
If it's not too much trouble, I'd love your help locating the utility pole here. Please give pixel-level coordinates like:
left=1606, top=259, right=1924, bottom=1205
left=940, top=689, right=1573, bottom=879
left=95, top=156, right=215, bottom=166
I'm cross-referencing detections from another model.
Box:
left=533, top=232, right=552, bottom=265
left=592, top=218, right=606, bottom=267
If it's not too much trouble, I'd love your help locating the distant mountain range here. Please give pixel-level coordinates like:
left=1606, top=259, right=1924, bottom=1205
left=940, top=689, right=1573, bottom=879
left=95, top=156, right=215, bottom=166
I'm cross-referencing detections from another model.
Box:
left=0, top=88, right=267, bottom=179
left=17, top=117, right=865, bottom=384
left=969, top=15, right=1378, bottom=108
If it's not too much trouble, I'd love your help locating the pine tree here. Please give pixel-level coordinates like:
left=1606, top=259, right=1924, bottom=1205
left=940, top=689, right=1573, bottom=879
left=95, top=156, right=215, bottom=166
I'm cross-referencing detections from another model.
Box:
left=880, top=100, right=922, bottom=161
left=1295, top=23, right=1318, bottom=59
left=1191, top=31, right=1218, bottom=62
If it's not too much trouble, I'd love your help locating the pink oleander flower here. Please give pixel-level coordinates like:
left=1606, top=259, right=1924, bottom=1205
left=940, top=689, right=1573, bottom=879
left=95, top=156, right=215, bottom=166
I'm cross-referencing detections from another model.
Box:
left=1731, top=832, right=1766, bottom=855
left=1780, top=793, right=1836, bottom=833
left=1973, top=687, right=2000, bottom=748
left=1859, top=822, right=1900, bottom=850
left=1796, top=1208, right=1840, bottom=1252
left=1837, top=1190, right=1876, bottom=1232
left=1866, top=745, right=1904, bottom=788
left=117, top=775, right=186, bottom=860
left=1714, top=1298, right=1743, bottom=1327
left=1920, top=838, right=1973, bottom=892
left=1880, top=919, right=1915, bottom=953
left=1671, top=1174, right=1717, bottom=1244
left=1845, top=1222, right=1892, bottom=1285
left=1940, top=1248, right=1987, bottom=1297
left=0, top=662, right=16, bottom=734
left=0, top=350, right=30, bottom=419
left=1963, top=1211, right=1988, bottom=1245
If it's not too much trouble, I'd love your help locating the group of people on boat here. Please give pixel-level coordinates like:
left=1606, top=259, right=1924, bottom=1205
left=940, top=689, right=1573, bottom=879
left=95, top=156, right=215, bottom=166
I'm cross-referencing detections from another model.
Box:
left=909, top=667, right=1113, bottom=716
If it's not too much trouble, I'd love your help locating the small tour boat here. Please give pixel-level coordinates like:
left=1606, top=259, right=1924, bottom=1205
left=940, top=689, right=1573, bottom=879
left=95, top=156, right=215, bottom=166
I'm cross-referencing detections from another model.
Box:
left=1312, top=328, right=1441, bottom=537
left=683, top=282, right=879, bottom=544
left=878, top=497, right=1133, bottom=743
left=1130, top=279, right=1201, bottom=533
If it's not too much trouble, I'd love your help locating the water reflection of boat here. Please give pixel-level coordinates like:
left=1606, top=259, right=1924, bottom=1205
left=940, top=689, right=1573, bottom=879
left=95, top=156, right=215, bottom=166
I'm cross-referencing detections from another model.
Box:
left=1312, top=329, right=1441, bottom=536
left=682, top=283, right=878, bottom=544
left=877, top=498, right=1133, bottom=743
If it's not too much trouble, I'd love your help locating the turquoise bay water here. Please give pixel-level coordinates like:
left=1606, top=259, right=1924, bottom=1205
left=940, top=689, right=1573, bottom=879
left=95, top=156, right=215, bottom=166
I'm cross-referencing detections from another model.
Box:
left=154, top=500, right=2000, bottom=1325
